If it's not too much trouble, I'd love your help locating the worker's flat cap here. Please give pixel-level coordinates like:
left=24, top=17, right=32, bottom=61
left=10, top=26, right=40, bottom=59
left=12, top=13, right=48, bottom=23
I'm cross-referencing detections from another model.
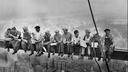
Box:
left=35, top=26, right=40, bottom=29
left=104, top=28, right=110, bottom=32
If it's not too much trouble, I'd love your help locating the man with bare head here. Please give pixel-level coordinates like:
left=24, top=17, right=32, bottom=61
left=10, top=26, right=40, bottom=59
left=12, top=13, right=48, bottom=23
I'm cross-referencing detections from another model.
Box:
left=72, top=30, right=81, bottom=55
left=81, top=29, right=92, bottom=59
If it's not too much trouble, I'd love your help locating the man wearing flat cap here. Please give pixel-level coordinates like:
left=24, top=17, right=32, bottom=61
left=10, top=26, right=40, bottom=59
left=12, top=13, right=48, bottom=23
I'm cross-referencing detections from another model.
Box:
left=62, top=28, right=73, bottom=58
left=104, top=28, right=110, bottom=32
left=21, top=27, right=32, bottom=53
left=52, top=30, right=63, bottom=56
left=31, top=25, right=44, bottom=56
left=102, top=28, right=115, bottom=62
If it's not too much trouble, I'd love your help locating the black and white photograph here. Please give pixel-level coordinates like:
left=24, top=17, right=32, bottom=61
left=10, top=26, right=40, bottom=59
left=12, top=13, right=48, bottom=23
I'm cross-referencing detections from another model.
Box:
left=0, top=0, right=127, bottom=72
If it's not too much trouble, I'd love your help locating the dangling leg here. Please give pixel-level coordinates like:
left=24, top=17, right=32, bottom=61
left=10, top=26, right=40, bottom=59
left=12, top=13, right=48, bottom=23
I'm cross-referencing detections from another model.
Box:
left=5, top=41, right=10, bottom=52
left=21, top=41, right=27, bottom=53
left=47, top=44, right=51, bottom=58
left=78, top=46, right=82, bottom=59
left=37, top=49, right=44, bottom=57
left=103, top=51, right=106, bottom=61
left=40, top=45, right=45, bottom=56
left=103, top=46, right=107, bottom=61
left=58, top=43, right=61, bottom=56
left=89, top=47, right=94, bottom=60
left=29, top=44, right=34, bottom=56
left=72, top=45, right=76, bottom=59
left=12, top=40, right=20, bottom=54
left=107, top=48, right=112, bottom=62
left=36, top=44, right=40, bottom=56
left=37, top=43, right=44, bottom=57
left=60, top=43, right=64, bottom=57
left=81, top=47, right=85, bottom=59
left=52, top=45, right=56, bottom=55
left=67, top=43, right=70, bottom=58
left=35, top=43, right=41, bottom=56
left=98, top=48, right=101, bottom=61
left=27, top=40, right=32, bottom=51
left=88, top=46, right=91, bottom=59
left=69, top=43, right=73, bottom=59
left=12, top=41, right=17, bottom=54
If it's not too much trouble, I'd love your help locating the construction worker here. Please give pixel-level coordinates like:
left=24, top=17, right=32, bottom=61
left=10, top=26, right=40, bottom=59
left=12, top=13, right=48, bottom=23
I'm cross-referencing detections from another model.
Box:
left=31, top=26, right=44, bottom=56
left=90, top=33, right=102, bottom=61
left=62, top=28, right=73, bottom=58
left=43, top=30, right=51, bottom=58
left=4, top=28, right=12, bottom=52
left=10, top=27, right=21, bottom=54
left=21, top=27, right=32, bottom=53
left=72, top=30, right=81, bottom=56
left=52, top=30, right=63, bottom=56
left=102, top=29, right=115, bottom=62
left=80, top=29, right=92, bottom=59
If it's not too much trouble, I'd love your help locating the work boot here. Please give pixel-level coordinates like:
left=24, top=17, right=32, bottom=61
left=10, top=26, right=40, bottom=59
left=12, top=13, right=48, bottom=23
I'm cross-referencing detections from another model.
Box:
left=37, top=52, right=44, bottom=57
left=24, top=50, right=27, bottom=53
left=68, top=54, right=70, bottom=58
left=90, top=57, right=93, bottom=60
left=81, top=55, right=84, bottom=59
left=103, top=58, right=106, bottom=61
left=98, top=57, right=101, bottom=61
left=61, top=53, right=64, bottom=57
left=29, top=51, right=34, bottom=56
left=7, top=48, right=10, bottom=52
left=52, top=52, right=55, bottom=55
left=12, top=50, right=18, bottom=55
left=71, top=54, right=73, bottom=60
left=48, top=53, right=50, bottom=58
left=88, top=55, right=91, bottom=60
left=107, top=56, right=111, bottom=62
left=88, top=57, right=91, bottom=60
left=58, top=53, right=60, bottom=56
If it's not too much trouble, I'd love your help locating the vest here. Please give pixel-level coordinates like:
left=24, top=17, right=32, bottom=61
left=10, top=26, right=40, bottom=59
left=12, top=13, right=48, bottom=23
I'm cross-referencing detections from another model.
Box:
left=105, top=36, right=113, bottom=46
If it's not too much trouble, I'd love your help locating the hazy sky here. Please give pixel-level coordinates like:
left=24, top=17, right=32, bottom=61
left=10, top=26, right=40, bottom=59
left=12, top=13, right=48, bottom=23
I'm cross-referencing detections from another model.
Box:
left=0, top=0, right=127, bottom=20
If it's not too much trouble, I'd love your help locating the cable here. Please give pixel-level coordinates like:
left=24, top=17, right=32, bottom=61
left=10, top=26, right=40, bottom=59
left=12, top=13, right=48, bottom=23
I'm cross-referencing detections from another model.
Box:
left=92, top=43, right=102, bottom=72
left=87, top=0, right=111, bottom=72
left=87, top=0, right=99, bottom=34
left=87, top=0, right=102, bottom=72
